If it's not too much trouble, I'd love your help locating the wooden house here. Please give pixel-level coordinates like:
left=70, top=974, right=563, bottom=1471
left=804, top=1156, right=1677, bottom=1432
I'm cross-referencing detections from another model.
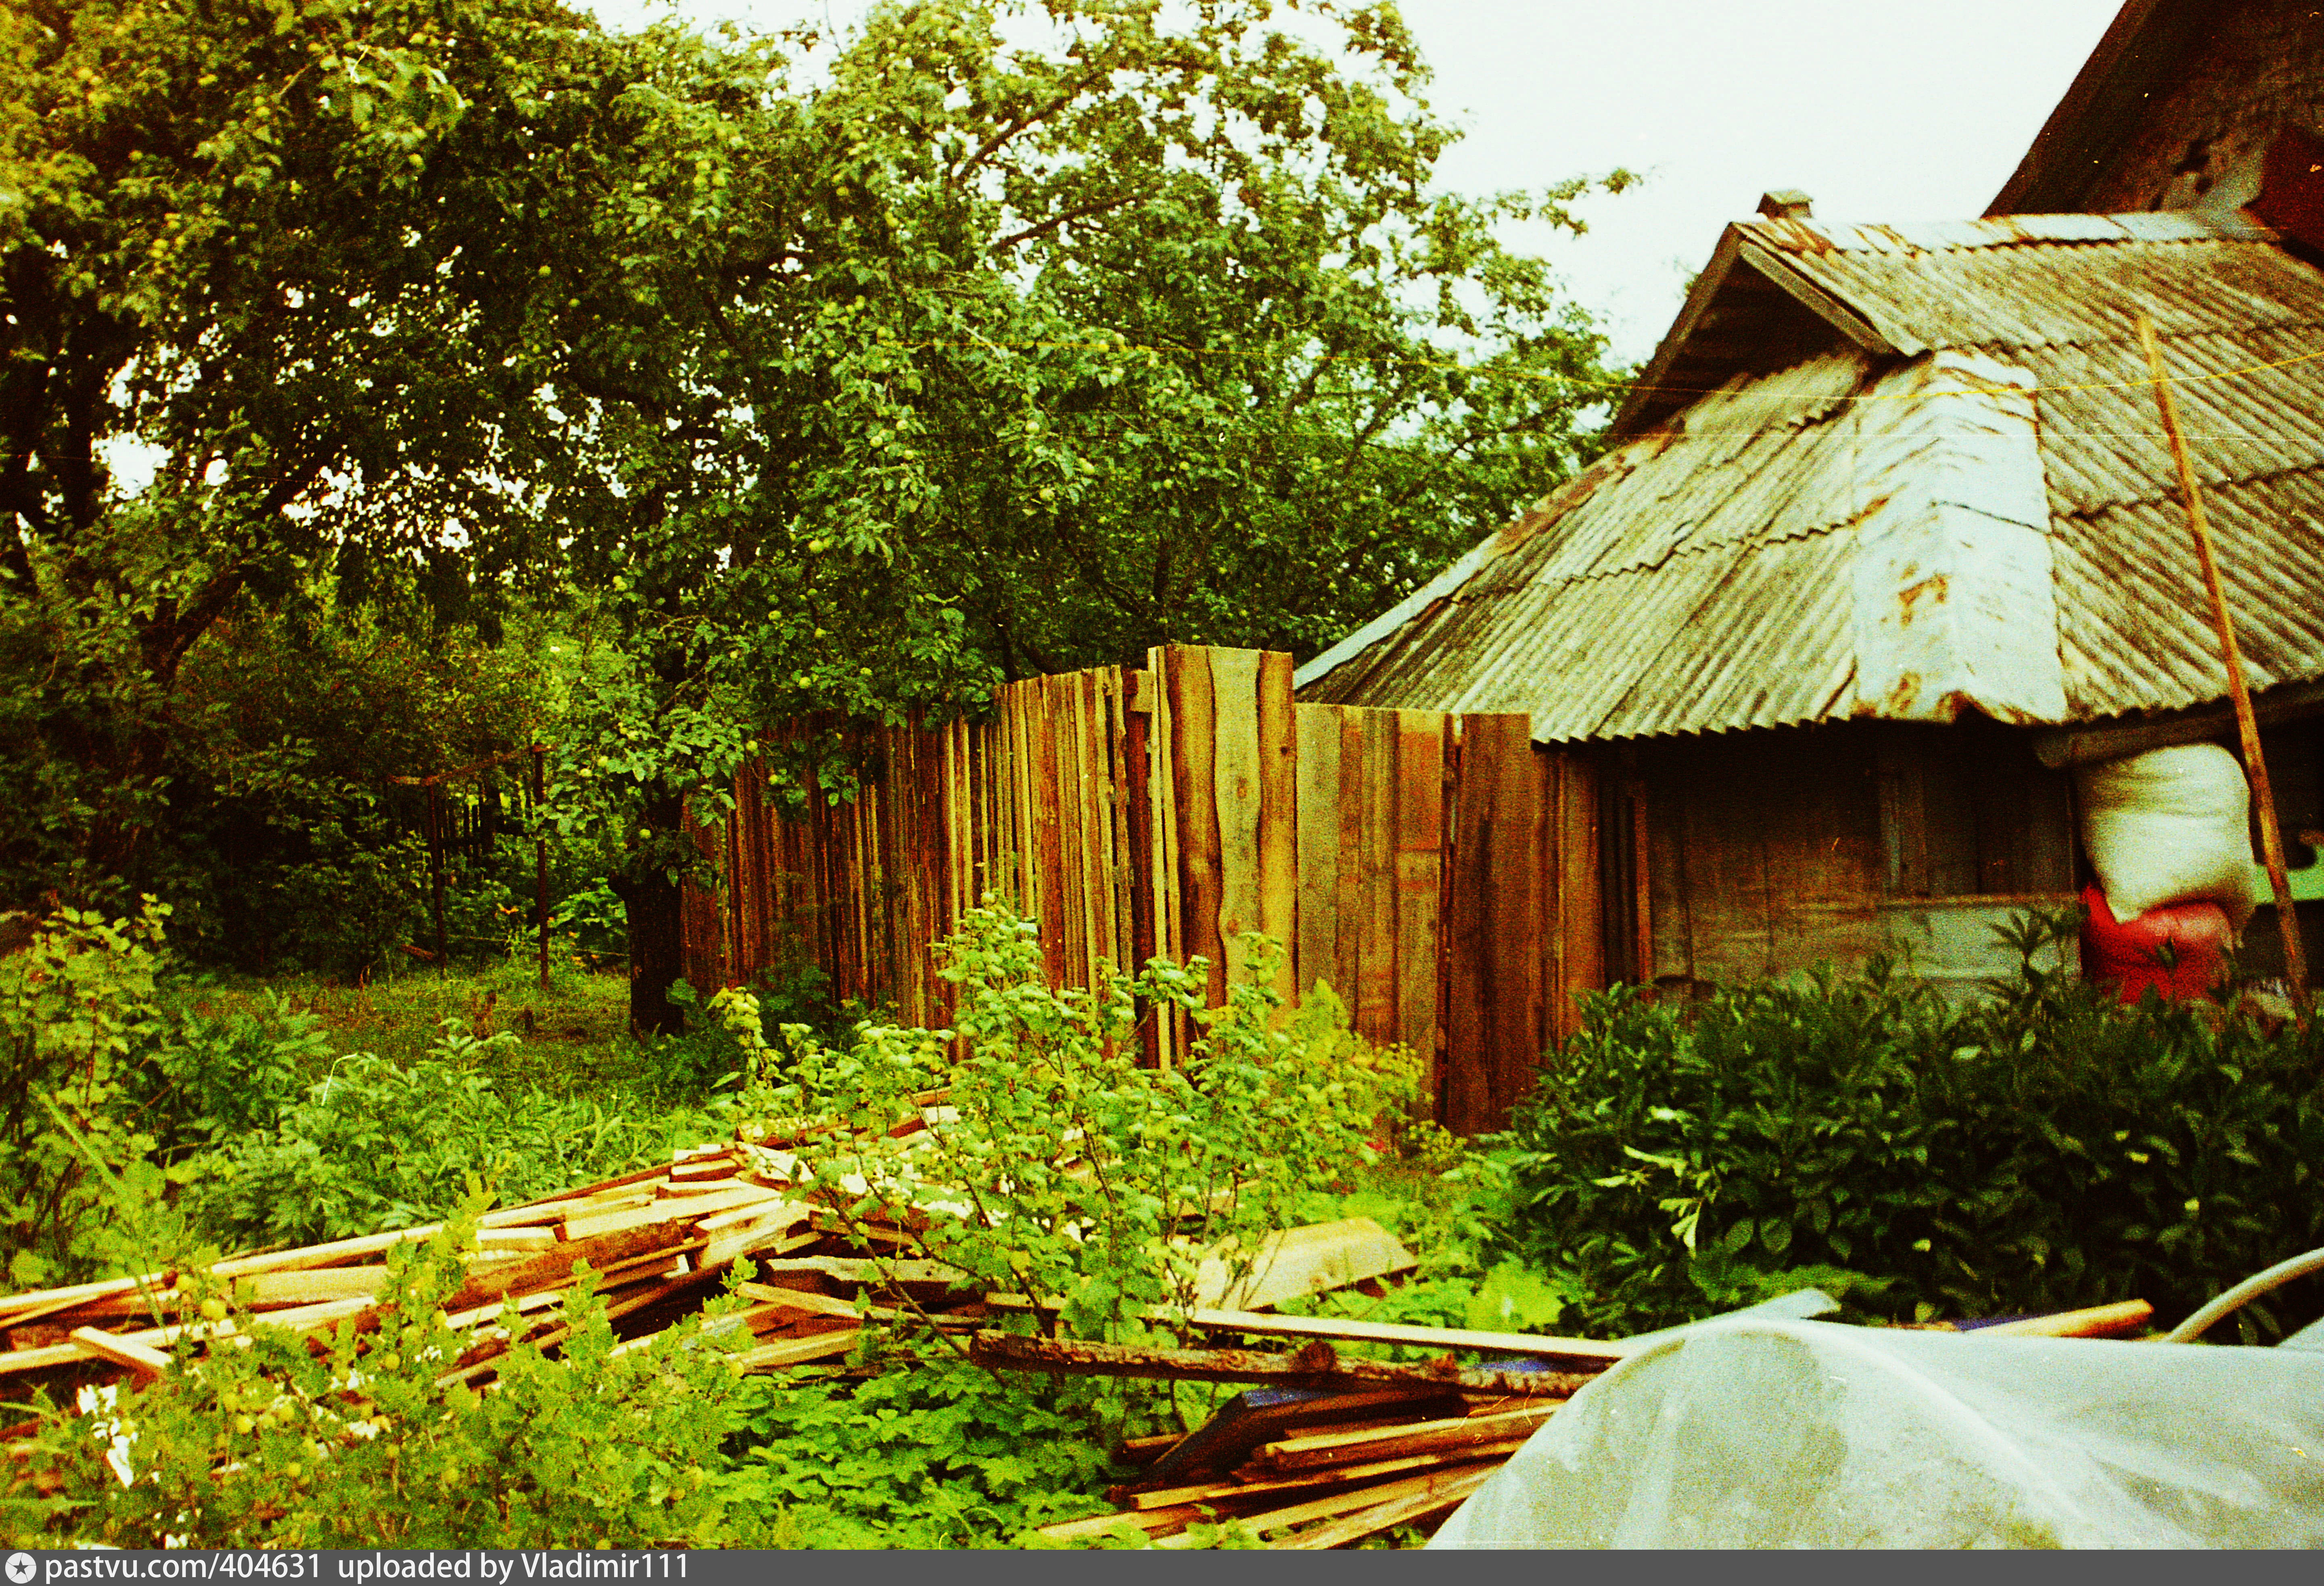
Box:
left=1296, top=1, right=2324, bottom=996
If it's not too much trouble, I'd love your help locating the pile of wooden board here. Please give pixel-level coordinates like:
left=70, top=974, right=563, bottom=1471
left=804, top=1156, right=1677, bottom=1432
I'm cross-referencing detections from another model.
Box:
left=997, top=1315, right=1626, bottom=1549
left=1006, top=1296, right=2161, bottom=1548
left=0, top=1120, right=2164, bottom=1552
left=0, top=1140, right=909, bottom=1392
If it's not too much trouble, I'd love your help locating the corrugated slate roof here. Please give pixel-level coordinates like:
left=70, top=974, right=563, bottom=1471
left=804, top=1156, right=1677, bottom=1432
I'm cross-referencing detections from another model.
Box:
left=1296, top=213, right=2324, bottom=742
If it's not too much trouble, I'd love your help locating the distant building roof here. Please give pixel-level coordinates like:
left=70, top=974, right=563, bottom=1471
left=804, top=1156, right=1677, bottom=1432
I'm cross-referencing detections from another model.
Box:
left=1295, top=213, right=2324, bottom=743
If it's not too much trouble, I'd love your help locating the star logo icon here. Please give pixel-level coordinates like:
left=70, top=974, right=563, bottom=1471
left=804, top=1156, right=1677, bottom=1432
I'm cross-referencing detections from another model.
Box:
left=6, top=1552, right=37, bottom=1585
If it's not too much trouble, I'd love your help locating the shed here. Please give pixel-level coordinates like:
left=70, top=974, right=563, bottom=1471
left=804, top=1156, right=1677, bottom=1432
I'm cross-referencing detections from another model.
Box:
left=1296, top=211, right=2324, bottom=995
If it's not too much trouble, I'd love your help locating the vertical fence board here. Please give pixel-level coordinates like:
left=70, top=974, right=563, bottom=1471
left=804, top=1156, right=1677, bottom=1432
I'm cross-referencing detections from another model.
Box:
left=1354, top=713, right=1398, bottom=1049
left=689, top=648, right=1605, bottom=1131
left=1166, top=647, right=1225, bottom=1008
left=1293, top=705, right=1343, bottom=1007
left=1256, top=651, right=1298, bottom=1009
left=1443, top=715, right=1547, bottom=1134
left=1208, top=647, right=1263, bottom=992
left=1393, top=711, right=1444, bottom=1098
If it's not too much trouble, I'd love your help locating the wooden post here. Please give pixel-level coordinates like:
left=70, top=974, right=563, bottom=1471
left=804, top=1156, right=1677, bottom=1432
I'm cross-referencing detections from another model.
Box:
left=533, top=745, right=550, bottom=992
left=2137, top=314, right=2308, bottom=1010
left=426, top=781, right=449, bottom=973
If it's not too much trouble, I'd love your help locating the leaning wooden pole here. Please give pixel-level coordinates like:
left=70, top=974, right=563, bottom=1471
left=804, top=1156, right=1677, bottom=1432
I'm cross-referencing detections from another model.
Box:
left=533, top=745, right=550, bottom=992
left=2136, top=313, right=2307, bottom=1011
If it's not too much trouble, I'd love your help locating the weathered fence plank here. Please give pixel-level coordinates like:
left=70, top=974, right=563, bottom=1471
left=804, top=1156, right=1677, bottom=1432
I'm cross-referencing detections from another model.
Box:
left=685, top=648, right=1600, bottom=1132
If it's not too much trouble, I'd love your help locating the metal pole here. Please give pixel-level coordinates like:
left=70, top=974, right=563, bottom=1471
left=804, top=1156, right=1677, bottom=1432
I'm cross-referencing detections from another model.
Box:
left=534, top=745, right=550, bottom=992
left=2137, top=313, right=2307, bottom=1012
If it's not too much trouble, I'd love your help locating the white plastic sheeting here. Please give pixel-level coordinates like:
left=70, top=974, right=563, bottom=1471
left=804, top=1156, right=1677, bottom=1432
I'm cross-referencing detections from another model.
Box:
left=1430, top=1318, right=2324, bottom=1548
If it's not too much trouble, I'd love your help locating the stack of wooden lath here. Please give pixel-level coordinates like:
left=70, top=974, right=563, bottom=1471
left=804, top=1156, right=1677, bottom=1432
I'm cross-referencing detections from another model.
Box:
left=0, top=1127, right=2160, bottom=1551
left=0, top=1139, right=921, bottom=1391
left=1007, top=1314, right=1622, bottom=1549
left=1013, top=1296, right=2160, bottom=1548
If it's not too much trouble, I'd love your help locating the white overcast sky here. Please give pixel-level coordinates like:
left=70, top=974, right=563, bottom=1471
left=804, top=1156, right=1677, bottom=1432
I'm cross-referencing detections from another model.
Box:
left=589, top=0, right=2125, bottom=362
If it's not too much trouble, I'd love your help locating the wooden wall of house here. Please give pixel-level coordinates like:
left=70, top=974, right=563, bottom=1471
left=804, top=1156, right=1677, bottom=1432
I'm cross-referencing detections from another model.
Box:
left=1629, top=720, right=2077, bottom=996
left=2080, top=1, right=2324, bottom=213
left=1632, top=725, right=1888, bottom=991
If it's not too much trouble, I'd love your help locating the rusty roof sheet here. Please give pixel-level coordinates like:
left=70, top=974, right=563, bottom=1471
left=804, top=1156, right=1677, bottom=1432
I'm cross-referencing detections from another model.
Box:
left=1296, top=213, right=2324, bottom=741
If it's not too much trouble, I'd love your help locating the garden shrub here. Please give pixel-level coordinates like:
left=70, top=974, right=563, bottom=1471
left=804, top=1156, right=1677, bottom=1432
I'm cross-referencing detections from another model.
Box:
left=185, top=1021, right=734, bottom=1249
left=1484, top=911, right=2324, bottom=1339
left=759, top=899, right=1418, bottom=1350
left=0, top=901, right=179, bottom=1288
left=730, top=1347, right=1118, bottom=1547
left=5, top=1214, right=779, bottom=1547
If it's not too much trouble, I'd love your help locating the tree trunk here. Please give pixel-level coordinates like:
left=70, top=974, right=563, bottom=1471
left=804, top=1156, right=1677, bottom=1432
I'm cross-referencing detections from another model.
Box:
left=612, top=788, right=690, bottom=1038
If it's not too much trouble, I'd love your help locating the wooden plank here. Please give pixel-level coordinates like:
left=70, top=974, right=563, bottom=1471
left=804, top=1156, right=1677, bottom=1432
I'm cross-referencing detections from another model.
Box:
left=1262, top=1404, right=1556, bottom=1471
left=69, top=1326, right=171, bottom=1378
left=232, top=1268, right=392, bottom=1306
left=1177, top=1307, right=1628, bottom=1365
left=1334, top=710, right=1370, bottom=1040
left=736, top=1328, right=862, bottom=1371
left=968, top=1332, right=1587, bottom=1397
left=1128, top=1443, right=1530, bottom=1510
left=1168, top=646, right=1225, bottom=1009
left=1553, top=749, right=1604, bottom=1044
left=211, top=1224, right=445, bottom=1279
left=1036, top=679, right=1068, bottom=987
left=983, top=1298, right=1624, bottom=1367
left=1444, top=715, right=1547, bottom=1135
left=1269, top=1464, right=1496, bottom=1549
left=1294, top=705, right=1345, bottom=1012
left=1124, top=680, right=1159, bottom=1061
left=1039, top=1504, right=1209, bottom=1542
left=444, top=1226, right=697, bottom=1314
left=1393, top=711, right=1445, bottom=1095
left=1153, top=1460, right=1498, bottom=1548
left=1208, top=647, right=1265, bottom=994
left=1147, top=648, right=1182, bottom=1060
left=1195, top=1217, right=1419, bottom=1310
left=1255, top=651, right=1298, bottom=1011
left=749, top=1256, right=975, bottom=1294
left=0, top=1274, right=161, bottom=1324
left=1354, top=712, right=1398, bottom=1048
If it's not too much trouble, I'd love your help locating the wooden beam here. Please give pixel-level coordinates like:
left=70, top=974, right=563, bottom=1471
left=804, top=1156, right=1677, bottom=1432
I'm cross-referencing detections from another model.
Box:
left=1269, top=1465, right=1496, bottom=1549
left=968, top=1331, right=1588, bottom=1397
left=1735, top=239, right=1908, bottom=356
left=1261, top=1404, right=1557, bottom=1471
left=68, top=1326, right=171, bottom=1379
left=984, top=1297, right=1628, bottom=1364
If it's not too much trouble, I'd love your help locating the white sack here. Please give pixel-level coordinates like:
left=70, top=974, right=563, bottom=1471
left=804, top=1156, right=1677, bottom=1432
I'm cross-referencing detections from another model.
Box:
left=1430, top=1318, right=2324, bottom=1549
left=2075, top=742, right=2258, bottom=926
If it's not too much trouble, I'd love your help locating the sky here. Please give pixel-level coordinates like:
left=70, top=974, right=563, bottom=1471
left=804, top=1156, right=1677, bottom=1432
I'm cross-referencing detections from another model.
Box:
left=583, top=0, right=2129, bottom=362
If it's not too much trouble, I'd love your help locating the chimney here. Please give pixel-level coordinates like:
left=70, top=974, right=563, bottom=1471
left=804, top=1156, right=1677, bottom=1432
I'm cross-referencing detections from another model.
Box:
left=1758, top=189, right=1814, bottom=220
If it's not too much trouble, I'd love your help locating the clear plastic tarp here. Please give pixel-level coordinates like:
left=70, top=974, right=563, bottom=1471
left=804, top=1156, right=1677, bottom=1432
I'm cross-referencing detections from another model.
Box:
left=1430, top=1317, right=2324, bottom=1548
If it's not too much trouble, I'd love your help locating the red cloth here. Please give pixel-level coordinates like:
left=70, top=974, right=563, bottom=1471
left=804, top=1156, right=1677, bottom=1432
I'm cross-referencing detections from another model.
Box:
left=2079, top=884, right=2230, bottom=1004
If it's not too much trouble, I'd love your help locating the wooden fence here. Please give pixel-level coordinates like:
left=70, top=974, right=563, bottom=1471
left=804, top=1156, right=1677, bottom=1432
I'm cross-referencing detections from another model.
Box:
left=681, top=645, right=1603, bottom=1133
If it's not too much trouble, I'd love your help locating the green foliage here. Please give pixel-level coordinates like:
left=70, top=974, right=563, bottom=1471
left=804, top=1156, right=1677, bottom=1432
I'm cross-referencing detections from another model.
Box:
left=0, top=902, right=177, bottom=1287
left=760, top=901, right=1415, bottom=1348
left=731, top=1350, right=1116, bottom=1547
left=7, top=1212, right=777, bottom=1547
left=186, top=1021, right=734, bottom=1249
left=1484, top=910, right=2324, bottom=1339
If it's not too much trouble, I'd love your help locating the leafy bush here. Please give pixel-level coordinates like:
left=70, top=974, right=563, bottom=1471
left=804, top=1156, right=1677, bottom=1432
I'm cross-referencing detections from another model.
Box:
left=0, top=902, right=178, bottom=1287
left=184, top=1022, right=734, bottom=1249
left=758, top=900, right=1416, bottom=1348
left=731, top=1348, right=1117, bottom=1546
left=1484, top=911, right=2324, bottom=1339
left=6, top=1214, right=778, bottom=1547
